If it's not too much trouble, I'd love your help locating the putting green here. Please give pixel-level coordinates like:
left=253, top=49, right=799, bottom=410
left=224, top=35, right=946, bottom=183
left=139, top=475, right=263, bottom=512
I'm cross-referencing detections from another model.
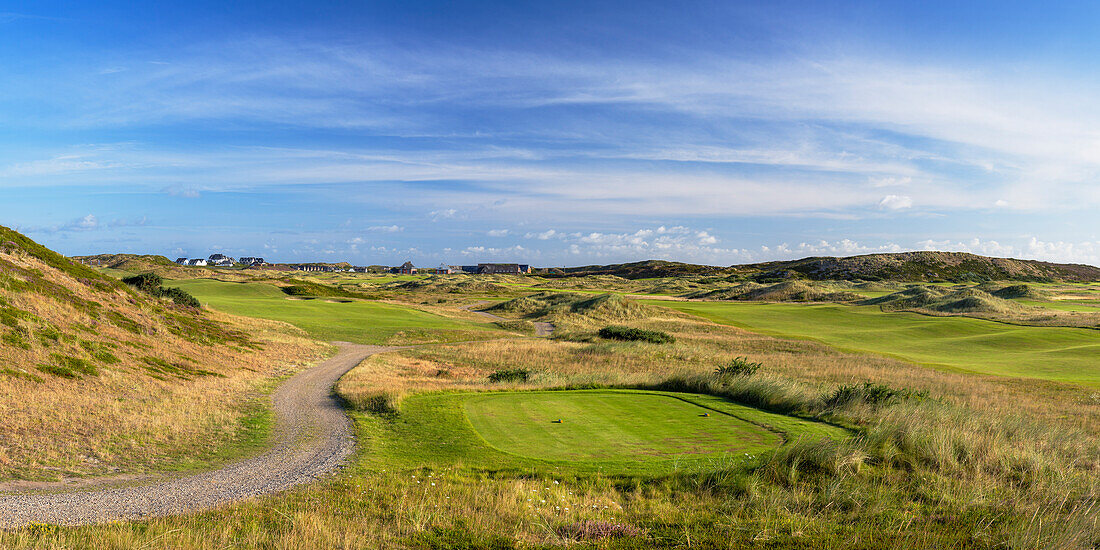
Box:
left=359, top=389, right=845, bottom=474
left=463, top=390, right=783, bottom=461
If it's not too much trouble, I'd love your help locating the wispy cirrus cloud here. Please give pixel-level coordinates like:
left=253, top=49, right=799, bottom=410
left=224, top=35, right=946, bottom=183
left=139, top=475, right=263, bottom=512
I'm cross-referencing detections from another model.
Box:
left=4, top=19, right=1100, bottom=266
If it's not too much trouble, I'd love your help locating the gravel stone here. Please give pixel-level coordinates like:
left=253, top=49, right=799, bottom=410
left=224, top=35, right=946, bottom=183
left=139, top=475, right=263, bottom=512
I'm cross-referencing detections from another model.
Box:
left=0, top=342, right=392, bottom=527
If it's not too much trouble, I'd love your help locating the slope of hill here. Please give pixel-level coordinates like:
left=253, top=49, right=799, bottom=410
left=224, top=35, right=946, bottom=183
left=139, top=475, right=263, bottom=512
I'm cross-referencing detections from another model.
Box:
left=554, top=252, right=1100, bottom=282
left=862, top=286, right=1033, bottom=315
left=743, top=251, right=1100, bottom=282
left=687, top=281, right=864, bottom=302
left=72, top=253, right=177, bottom=271
left=486, top=292, right=660, bottom=327
left=555, top=259, right=731, bottom=279
left=0, top=226, right=324, bottom=480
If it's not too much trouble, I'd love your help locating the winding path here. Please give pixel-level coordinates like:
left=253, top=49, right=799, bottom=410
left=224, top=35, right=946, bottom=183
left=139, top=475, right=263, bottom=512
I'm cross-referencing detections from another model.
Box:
left=0, top=342, right=393, bottom=527
left=461, top=301, right=555, bottom=336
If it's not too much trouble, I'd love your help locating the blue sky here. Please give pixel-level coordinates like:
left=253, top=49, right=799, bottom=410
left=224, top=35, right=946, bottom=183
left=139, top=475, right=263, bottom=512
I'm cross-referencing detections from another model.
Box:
left=2, top=1, right=1099, bottom=266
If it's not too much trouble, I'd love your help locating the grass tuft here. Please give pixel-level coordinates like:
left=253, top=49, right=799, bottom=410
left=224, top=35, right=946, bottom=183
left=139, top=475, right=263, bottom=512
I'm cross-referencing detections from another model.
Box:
left=597, top=325, right=675, bottom=344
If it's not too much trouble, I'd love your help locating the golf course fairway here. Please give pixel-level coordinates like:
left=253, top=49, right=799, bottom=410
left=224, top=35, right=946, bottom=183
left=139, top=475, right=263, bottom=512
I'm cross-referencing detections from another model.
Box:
left=651, top=301, right=1100, bottom=387
left=167, top=278, right=497, bottom=344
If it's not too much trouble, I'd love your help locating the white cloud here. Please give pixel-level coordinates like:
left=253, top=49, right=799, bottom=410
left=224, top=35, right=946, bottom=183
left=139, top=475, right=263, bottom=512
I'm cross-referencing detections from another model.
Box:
left=869, top=176, right=913, bottom=188
left=163, top=184, right=201, bottom=198
left=524, top=229, right=561, bottom=240
left=8, top=37, right=1100, bottom=220
left=487, top=229, right=509, bottom=237
left=367, top=225, right=403, bottom=233
left=21, top=213, right=123, bottom=234
left=428, top=209, right=458, bottom=221
left=69, top=214, right=98, bottom=231
left=878, top=195, right=913, bottom=210
left=916, top=237, right=1100, bottom=265
left=459, top=245, right=529, bottom=258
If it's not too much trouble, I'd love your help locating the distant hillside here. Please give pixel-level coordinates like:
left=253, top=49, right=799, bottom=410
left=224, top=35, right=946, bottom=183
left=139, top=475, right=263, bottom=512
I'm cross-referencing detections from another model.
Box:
left=743, top=251, right=1100, bottom=282
left=555, top=260, right=731, bottom=279
left=553, top=252, right=1100, bottom=282
left=72, top=253, right=177, bottom=271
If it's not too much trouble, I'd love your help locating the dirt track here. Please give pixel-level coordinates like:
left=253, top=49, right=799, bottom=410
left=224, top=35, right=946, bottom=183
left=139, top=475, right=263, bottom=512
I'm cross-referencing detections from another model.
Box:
left=0, top=342, right=392, bottom=527
left=462, top=301, right=554, bottom=336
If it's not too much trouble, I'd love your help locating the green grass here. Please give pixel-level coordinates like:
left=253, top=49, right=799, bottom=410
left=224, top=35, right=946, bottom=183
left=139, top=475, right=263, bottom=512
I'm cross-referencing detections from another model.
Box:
left=167, top=279, right=499, bottom=344
left=361, top=389, right=844, bottom=476
left=463, top=391, right=781, bottom=462
left=1018, top=299, right=1100, bottom=312
left=651, top=301, right=1100, bottom=387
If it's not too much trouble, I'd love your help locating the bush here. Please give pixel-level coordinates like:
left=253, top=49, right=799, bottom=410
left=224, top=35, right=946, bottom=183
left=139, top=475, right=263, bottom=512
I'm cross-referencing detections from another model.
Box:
left=715, top=356, right=762, bottom=377
left=160, top=286, right=201, bottom=308
left=121, top=272, right=201, bottom=308
left=121, top=272, right=163, bottom=294
left=597, top=325, right=675, bottom=344
left=824, top=382, right=926, bottom=408
left=488, top=368, right=531, bottom=383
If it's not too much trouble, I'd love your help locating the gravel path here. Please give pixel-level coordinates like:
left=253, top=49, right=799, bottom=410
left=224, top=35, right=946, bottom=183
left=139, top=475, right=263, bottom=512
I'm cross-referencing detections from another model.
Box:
left=533, top=321, right=554, bottom=336
left=0, top=342, right=394, bottom=527
left=462, top=301, right=554, bottom=336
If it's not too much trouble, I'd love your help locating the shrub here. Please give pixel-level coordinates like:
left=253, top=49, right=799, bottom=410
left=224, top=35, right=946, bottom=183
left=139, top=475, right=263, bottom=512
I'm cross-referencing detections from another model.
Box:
left=715, top=356, right=762, bottom=377
left=597, top=325, right=675, bottom=344
left=488, top=368, right=531, bottom=383
left=121, top=272, right=163, bottom=294
left=824, top=382, right=926, bottom=408
left=160, top=286, right=201, bottom=308
left=121, top=272, right=201, bottom=308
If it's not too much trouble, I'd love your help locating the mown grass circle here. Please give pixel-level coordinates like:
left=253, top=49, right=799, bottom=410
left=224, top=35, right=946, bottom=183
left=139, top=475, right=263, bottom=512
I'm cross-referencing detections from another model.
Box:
left=463, top=390, right=783, bottom=462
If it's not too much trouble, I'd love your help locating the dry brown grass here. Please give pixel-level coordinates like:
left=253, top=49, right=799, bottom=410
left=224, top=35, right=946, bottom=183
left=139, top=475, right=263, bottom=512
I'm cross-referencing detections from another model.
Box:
left=0, top=250, right=328, bottom=481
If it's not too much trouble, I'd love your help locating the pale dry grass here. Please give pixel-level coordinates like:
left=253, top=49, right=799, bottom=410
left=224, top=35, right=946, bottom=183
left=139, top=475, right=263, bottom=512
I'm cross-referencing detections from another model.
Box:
left=0, top=251, right=328, bottom=480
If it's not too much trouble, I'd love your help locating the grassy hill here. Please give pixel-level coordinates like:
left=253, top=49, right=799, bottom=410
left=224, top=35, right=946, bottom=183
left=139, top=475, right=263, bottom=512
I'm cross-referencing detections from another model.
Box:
left=555, top=259, right=732, bottom=279
left=743, top=251, right=1100, bottom=282
left=551, top=252, right=1100, bottom=282
left=0, top=226, right=323, bottom=480
left=71, top=253, right=178, bottom=271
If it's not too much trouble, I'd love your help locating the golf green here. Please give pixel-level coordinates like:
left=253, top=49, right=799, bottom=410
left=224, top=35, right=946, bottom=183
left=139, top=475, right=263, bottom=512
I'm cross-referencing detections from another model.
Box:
left=463, top=390, right=783, bottom=461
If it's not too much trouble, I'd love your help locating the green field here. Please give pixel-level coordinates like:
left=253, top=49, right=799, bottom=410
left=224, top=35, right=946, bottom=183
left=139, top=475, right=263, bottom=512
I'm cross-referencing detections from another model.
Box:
left=361, top=389, right=845, bottom=475
left=1019, top=299, right=1100, bottom=312
left=168, top=278, right=498, bottom=344
left=464, top=391, right=781, bottom=461
left=651, top=301, right=1100, bottom=387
